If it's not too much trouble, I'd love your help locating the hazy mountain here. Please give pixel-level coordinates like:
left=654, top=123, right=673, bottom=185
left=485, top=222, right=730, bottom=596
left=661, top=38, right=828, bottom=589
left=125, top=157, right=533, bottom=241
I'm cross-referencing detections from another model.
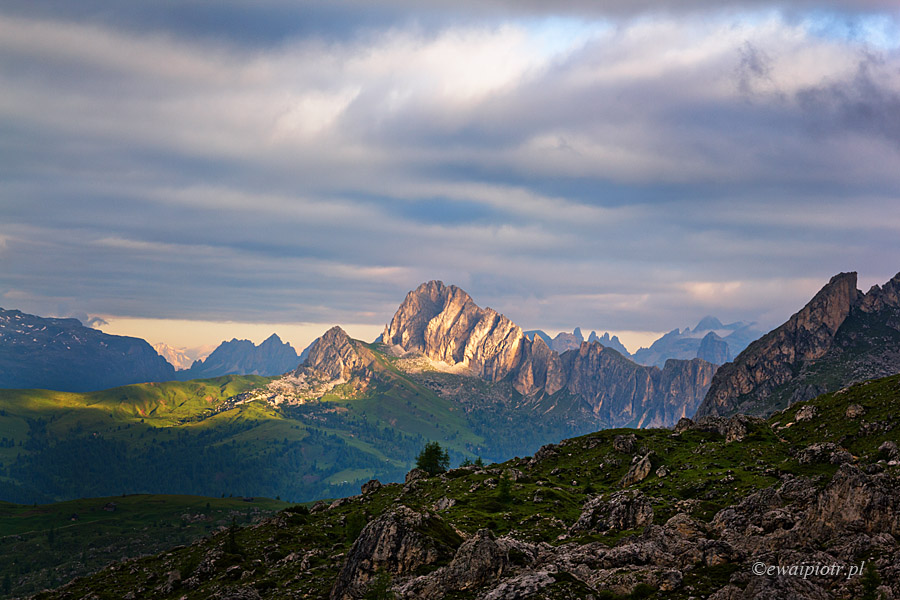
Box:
left=632, top=316, right=763, bottom=368
left=0, top=308, right=175, bottom=392
left=525, top=328, right=632, bottom=357
left=587, top=330, right=632, bottom=358
left=697, top=271, right=900, bottom=418
left=152, top=343, right=196, bottom=371
left=177, top=334, right=299, bottom=379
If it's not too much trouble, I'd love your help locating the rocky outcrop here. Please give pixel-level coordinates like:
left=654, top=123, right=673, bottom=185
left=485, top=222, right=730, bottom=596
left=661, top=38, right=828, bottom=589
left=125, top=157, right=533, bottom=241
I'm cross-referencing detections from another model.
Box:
left=0, top=308, right=176, bottom=392
left=330, top=506, right=462, bottom=599
left=570, top=490, right=654, bottom=533
left=697, top=271, right=900, bottom=418
left=621, top=454, right=654, bottom=487
left=296, top=326, right=373, bottom=382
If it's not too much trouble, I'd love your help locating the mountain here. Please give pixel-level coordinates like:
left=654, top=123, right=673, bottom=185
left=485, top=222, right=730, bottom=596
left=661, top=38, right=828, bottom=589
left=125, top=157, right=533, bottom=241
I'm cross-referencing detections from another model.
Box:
left=381, top=281, right=715, bottom=428
left=696, top=271, right=900, bottom=418
left=587, top=330, right=632, bottom=357
left=35, top=371, right=900, bottom=600
left=632, top=316, right=763, bottom=368
left=0, top=282, right=713, bottom=508
left=177, top=334, right=299, bottom=379
left=153, top=342, right=196, bottom=371
left=525, top=328, right=632, bottom=357
left=0, top=308, right=175, bottom=392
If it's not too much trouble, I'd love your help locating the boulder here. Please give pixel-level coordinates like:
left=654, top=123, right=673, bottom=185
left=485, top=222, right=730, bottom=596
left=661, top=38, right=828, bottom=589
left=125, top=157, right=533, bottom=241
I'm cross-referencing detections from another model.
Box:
left=570, top=490, right=654, bottom=534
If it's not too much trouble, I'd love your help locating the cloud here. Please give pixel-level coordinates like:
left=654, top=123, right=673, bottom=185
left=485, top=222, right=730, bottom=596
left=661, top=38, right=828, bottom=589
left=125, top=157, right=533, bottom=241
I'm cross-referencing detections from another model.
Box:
left=0, top=3, right=899, bottom=341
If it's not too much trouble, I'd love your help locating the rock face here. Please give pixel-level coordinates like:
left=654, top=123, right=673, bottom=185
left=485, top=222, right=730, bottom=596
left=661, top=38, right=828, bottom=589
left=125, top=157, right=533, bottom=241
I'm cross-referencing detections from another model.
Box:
left=383, top=281, right=716, bottom=428
left=383, top=281, right=526, bottom=383
left=570, top=490, right=654, bottom=533
left=0, top=308, right=175, bottom=392
left=330, top=506, right=462, bottom=600
left=696, top=271, right=900, bottom=418
left=178, top=334, right=299, bottom=379
left=298, top=326, right=373, bottom=382
left=588, top=331, right=632, bottom=358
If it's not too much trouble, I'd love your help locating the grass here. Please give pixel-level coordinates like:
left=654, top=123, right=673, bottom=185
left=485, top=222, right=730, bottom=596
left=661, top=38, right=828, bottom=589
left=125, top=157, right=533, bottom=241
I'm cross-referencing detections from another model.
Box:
left=0, top=494, right=288, bottom=598
left=18, top=371, right=900, bottom=599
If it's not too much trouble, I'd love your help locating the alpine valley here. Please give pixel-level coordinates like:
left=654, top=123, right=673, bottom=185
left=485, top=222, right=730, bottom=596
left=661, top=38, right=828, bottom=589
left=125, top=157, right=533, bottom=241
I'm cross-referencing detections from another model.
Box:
left=2, top=273, right=900, bottom=599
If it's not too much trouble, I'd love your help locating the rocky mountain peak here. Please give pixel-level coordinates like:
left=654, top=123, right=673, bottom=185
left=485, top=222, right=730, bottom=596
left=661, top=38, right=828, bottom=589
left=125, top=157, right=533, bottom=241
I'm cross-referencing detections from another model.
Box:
left=859, top=271, right=900, bottom=312
left=695, top=270, right=900, bottom=418
left=382, top=281, right=526, bottom=383
left=298, top=326, right=367, bottom=382
left=694, top=315, right=724, bottom=331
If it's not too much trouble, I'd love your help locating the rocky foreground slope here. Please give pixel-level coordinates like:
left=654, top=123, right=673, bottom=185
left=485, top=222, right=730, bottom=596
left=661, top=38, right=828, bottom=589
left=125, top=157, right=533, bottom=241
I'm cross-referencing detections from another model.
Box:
left=37, top=373, right=900, bottom=600
left=697, top=271, right=900, bottom=418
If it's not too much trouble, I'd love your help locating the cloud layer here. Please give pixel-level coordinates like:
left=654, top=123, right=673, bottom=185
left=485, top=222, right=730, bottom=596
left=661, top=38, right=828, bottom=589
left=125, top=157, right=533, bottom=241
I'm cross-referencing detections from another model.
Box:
left=1, top=1, right=899, bottom=341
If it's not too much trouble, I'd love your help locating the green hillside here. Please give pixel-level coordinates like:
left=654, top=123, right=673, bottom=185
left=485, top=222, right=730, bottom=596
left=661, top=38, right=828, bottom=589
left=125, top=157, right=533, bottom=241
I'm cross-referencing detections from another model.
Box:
left=0, top=346, right=600, bottom=507
left=26, top=373, right=900, bottom=600
left=0, top=493, right=288, bottom=598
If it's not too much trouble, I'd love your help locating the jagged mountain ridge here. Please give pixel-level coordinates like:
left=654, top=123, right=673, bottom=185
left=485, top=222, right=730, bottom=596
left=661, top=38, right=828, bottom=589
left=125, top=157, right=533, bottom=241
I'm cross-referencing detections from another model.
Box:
left=0, top=308, right=175, bottom=392
left=696, top=271, right=900, bottom=417
left=631, top=316, right=762, bottom=368
left=525, top=328, right=632, bottom=357
left=176, top=333, right=299, bottom=380
left=380, top=281, right=716, bottom=428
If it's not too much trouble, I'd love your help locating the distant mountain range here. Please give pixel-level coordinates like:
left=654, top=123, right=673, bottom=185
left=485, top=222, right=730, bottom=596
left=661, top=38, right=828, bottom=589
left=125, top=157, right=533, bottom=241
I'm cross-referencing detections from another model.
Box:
left=524, top=318, right=762, bottom=369
left=630, top=316, right=763, bottom=368
left=524, top=328, right=631, bottom=357
left=175, top=334, right=299, bottom=380
left=0, top=308, right=174, bottom=392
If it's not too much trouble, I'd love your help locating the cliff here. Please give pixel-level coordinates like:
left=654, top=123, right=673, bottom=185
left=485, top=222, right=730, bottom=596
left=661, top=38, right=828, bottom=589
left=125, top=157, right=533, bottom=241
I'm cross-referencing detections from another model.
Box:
left=696, top=271, right=900, bottom=417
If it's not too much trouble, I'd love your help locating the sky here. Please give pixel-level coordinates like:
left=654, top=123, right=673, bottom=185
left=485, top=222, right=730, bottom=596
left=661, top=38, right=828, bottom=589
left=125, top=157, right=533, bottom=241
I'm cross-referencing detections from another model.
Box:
left=1, top=1, right=899, bottom=355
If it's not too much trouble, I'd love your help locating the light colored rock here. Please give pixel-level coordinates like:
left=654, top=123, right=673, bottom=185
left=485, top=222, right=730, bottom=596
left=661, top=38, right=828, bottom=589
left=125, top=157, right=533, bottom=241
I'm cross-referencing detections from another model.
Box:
left=621, top=453, right=653, bottom=487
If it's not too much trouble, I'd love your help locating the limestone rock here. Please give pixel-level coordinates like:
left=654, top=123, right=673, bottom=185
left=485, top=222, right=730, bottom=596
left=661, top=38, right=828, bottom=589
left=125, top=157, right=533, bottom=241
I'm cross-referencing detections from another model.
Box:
left=295, top=326, right=373, bottom=382
left=360, top=480, right=382, bottom=495
left=330, top=506, right=462, bottom=600
left=405, top=468, right=428, bottom=484
left=794, top=405, right=817, bottom=422
left=382, top=281, right=527, bottom=385
left=399, top=529, right=508, bottom=598
left=571, top=490, right=654, bottom=534
left=621, top=454, right=653, bottom=487
left=613, top=434, right=636, bottom=454
left=798, top=442, right=853, bottom=466
left=846, top=403, right=866, bottom=419
left=698, top=272, right=860, bottom=417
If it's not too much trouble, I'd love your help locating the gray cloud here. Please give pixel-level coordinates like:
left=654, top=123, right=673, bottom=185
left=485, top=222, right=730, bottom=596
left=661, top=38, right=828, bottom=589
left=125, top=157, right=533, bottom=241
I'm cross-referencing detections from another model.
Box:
left=1, top=3, right=899, bottom=339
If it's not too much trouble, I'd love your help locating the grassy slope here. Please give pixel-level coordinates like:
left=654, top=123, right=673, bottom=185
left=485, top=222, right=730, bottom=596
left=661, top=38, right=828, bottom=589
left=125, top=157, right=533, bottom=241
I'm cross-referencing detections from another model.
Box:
left=0, top=494, right=288, bottom=598
left=32, top=375, right=899, bottom=599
